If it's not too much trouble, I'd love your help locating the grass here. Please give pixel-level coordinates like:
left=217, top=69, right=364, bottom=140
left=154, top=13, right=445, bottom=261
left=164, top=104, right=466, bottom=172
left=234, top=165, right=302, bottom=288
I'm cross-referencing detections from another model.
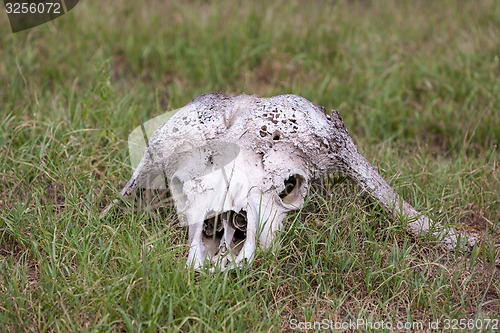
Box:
left=0, top=0, right=499, bottom=331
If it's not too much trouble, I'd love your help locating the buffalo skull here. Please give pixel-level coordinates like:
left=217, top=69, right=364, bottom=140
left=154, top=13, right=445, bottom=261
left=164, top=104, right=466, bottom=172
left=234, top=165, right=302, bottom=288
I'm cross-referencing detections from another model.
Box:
left=102, top=93, right=476, bottom=270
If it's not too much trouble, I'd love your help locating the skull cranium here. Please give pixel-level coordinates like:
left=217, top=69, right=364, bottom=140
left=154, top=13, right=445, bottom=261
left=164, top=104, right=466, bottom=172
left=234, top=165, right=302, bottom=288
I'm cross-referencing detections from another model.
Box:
left=102, top=93, right=477, bottom=270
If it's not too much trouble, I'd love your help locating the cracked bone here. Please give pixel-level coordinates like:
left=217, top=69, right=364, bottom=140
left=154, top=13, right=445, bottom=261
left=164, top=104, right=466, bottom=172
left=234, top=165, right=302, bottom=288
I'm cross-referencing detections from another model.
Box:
left=102, top=93, right=477, bottom=270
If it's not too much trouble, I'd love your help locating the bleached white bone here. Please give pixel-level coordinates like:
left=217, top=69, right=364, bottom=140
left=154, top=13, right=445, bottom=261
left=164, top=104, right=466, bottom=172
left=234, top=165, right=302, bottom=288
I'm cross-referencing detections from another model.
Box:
left=102, top=93, right=478, bottom=270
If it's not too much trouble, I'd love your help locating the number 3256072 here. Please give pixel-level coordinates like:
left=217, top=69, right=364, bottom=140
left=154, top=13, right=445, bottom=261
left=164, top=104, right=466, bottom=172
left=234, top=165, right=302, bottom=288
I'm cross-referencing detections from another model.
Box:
left=5, top=2, right=62, bottom=14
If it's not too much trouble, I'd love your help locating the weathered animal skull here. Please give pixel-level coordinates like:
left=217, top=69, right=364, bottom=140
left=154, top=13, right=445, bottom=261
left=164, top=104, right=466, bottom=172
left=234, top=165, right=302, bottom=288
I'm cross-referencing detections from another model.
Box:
left=102, top=93, right=477, bottom=270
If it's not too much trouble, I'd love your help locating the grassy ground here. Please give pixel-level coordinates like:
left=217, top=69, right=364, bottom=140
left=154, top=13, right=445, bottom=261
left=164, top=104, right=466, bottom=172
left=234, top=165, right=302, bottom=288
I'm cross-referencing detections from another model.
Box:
left=1, top=0, right=499, bottom=332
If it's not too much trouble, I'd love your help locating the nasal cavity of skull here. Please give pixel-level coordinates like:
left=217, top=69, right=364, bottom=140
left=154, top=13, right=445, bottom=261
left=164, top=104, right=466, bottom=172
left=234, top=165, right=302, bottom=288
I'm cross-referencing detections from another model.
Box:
left=231, top=210, right=247, bottom=242
left=202, top=210, right=248, bottom=256
left=203, top=214, right=224, bottom=238
left=279, top=174, right=304, bottom=205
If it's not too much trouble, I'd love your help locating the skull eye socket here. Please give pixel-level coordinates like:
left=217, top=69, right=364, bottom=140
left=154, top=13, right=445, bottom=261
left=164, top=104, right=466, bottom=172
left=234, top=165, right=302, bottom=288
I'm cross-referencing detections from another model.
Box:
left=279, top=174, right=304, bottom=205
